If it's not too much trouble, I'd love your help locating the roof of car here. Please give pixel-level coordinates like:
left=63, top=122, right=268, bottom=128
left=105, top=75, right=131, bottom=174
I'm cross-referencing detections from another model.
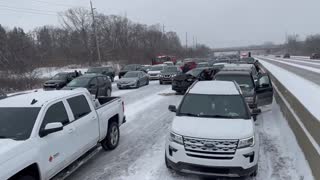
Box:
left=0, top=89, right=88, bottom=108
left=188, top=81, right=240, bottom=95
left=80, top=74, right=105, bottom=78
left=216, top=70, right=251, bottom=76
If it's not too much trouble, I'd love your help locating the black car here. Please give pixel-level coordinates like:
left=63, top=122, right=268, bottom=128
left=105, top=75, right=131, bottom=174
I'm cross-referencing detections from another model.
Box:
left=0, top=90, right=6, bottom=100
left=159, top=66, right=181, bottom=84
left=119, top=64, right=143, bottom=79
left=43, top=72, right=78, bottom=90
left=63, top=74, right=112, bottom=97
left=172, top=67, right=216, bottom=94
left=283, top=53, right=290, bottom=58
left=310, top=53, right=320, bottom=59
left=86, top=66, right=116, bottom=82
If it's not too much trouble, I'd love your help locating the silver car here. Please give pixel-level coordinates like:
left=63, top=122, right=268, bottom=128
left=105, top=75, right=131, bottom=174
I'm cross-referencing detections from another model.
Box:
left=117, top=71, right=149, bottom=89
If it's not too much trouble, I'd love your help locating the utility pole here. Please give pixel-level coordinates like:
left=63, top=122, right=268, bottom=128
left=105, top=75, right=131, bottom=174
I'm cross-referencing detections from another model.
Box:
left=185, top=32, right=188, bottom=49
left=162, top=24, right=165, bottom=34
left=193, top=36, right=195, bottom=49
left=196, top=37, right=198, bottom=48
left=90, top=0, right=102, bottom=65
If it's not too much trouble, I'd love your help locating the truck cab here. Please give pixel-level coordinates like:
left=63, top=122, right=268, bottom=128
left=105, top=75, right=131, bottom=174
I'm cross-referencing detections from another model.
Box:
left=0, top=89, right=125, bottom=180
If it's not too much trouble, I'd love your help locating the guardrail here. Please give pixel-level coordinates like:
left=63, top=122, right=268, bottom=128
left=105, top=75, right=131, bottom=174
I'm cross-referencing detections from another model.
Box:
left=258, top=61, right=320, bottom=179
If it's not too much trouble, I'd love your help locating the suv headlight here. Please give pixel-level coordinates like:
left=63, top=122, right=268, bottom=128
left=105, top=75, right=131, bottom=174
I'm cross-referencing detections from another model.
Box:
left=171, top=74, right=176, bottom=77
left=245, top=96, right=254, bottom=102
left=238, top=136, right=254, bottom=149
left=169, top=132, right=184, bottom=145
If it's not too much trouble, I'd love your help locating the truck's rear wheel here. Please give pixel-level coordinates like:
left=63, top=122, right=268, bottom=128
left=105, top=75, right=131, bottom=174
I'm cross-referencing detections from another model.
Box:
left=101, top=122, right=119, bottom=150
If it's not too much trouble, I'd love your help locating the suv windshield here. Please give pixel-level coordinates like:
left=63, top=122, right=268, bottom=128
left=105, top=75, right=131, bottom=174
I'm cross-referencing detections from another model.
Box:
left=186, top=68, right=203, bottom=77
left=123, top=65, right=137, bottom=71
left=163, top=67, right=178, bottom=73
left=150, top=66, right=164, bottom=71
left=179, top=94, right=249, bottom=119
left=52, top=73, right=68, bottom=80
left=67, top=77, right=91, bottom=87
left=216, top=74, right=254, bottom=90
left=124, top=72, right=139, bottom=78
left=0, top=107, right=41, bottom=140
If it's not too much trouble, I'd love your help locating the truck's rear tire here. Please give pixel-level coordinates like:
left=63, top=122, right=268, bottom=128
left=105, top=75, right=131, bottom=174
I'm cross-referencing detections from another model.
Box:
left=101, top=122, right=119, bottom=150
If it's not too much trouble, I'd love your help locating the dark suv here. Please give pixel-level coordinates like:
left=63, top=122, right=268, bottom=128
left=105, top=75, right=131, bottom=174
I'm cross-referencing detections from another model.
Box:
left=0, top=90, right=6, bottom=100
left=172, top=67, right=216, bottom=94
left=63, top=74, right=112, bottom=97
left=310, top=53, right=320, bottom=59
left=159, top=66, right=181, bottom=84
left=215, top=70, right=274, bottom=118
left=43, top=72, right=78, bottom=90
left=86, top=66, right=116, bottom=82
left=119, top=64, right=143, bottom=79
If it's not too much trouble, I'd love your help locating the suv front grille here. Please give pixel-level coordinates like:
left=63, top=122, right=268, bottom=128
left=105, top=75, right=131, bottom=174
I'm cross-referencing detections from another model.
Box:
left=184, top=137, right=238, bottom=157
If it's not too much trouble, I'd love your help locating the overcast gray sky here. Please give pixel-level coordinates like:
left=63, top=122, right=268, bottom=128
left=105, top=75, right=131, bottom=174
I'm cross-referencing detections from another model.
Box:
left=0, top=0, right=319, bottom=48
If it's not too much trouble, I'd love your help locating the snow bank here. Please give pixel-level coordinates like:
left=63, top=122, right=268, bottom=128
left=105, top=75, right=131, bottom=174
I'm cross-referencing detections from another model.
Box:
left=256, top=58, right=320, bottom=121
left=257, top=102, right=314, bottom=180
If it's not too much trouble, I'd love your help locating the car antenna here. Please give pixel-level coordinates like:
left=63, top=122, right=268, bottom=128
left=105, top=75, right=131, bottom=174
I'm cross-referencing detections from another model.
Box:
left=31, top=99, right=38, bottom=105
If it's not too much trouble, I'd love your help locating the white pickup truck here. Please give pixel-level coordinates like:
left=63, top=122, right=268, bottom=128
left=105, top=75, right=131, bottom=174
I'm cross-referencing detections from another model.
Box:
left=0, top=89, right=125, bottom=180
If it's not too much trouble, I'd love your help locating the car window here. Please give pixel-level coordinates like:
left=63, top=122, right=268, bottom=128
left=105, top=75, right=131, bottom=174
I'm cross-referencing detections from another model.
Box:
left=97, top=77, right=105, bottom=85
left=67, top=95, right=91, bottom=120
left=259, top=75, right=270, bottom=86
left=0, top=107, right=40, bottom=140
left=89, top=78, right=98, bottom=87
left=179, top=94, right=249, bottom=119
left=41, top=102, right=69, bottom=130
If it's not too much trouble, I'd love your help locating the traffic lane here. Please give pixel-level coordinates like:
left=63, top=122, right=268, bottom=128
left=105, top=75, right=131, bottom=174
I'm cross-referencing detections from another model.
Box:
left=271, top=57, right=320, bottom=69
left=67, top=90, right=183, bottom=180
left=258, top=57, right=320, bottom=86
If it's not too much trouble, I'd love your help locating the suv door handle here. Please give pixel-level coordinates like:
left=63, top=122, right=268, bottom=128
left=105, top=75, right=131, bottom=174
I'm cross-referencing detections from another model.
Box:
left=91, top=116, right=97, bottom=121
left=67, top=128, right=74, bottom=134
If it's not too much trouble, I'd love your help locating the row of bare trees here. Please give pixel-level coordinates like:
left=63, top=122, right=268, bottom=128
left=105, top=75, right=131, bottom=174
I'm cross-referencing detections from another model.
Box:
left=286, top=34, right=320, bottom=55
left=0, top=8, right=211, bottom=74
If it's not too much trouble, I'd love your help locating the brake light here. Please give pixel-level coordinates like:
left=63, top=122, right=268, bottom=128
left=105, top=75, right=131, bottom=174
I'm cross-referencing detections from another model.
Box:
left=122, top=101, right=125, bottom=112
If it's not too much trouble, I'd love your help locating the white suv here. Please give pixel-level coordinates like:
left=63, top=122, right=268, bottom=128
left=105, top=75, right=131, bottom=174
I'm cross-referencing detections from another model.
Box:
left=166, top=81, right=259, bottom=177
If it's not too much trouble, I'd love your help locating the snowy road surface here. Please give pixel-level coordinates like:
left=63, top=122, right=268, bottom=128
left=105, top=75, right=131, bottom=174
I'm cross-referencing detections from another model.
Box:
left=66, top=81, right=313, bottom=180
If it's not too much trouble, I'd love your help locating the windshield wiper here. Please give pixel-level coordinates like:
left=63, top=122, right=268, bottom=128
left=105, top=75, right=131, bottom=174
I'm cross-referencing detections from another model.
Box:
left=0, top=135, right=17, bottom=139
left=179, top=113, right=200, bottom=117
left=205, top=115, right=238, bottom=118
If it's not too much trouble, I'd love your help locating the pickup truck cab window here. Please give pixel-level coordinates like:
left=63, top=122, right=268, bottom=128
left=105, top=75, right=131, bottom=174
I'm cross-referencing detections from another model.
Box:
left=67, top=95, right=92, bottom=120
left=0, top=107, right=40, bottom=140
left=179, top=94, right=250, bottom=119
left=40, top=101, right=69, bottom=130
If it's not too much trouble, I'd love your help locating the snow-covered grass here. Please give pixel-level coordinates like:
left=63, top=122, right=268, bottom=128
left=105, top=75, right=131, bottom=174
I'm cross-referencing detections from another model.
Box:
left=34, top=66, right=89, bottom=79
left=256, top=57, right=320, bottom=121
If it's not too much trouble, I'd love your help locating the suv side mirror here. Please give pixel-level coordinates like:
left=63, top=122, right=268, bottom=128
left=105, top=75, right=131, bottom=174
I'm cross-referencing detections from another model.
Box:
left=40, top=122, right=63, bottom=137
left=168, top=105, right=177, bottom=112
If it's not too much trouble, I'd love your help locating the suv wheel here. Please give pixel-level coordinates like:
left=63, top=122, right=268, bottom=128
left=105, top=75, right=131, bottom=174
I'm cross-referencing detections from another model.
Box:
left=101, top=122, right=119, bottom=150
left=160, top=80, right=163, bottom=85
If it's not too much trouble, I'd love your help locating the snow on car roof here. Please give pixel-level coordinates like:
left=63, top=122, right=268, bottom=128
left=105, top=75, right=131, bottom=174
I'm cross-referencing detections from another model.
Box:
left=188, top=81, right=240, bottom=95
left=0, top=89, right=88, bottom=108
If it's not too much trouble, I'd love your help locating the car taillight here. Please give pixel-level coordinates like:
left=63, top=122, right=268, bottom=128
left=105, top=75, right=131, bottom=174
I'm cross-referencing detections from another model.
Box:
left=122, top=101, right=125, bottom=112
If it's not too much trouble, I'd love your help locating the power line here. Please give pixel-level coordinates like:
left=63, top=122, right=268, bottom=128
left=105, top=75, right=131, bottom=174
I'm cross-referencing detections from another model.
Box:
left=29, top=0, right=86, bottom=8
left=0, top=7, right=57, bottom=16
left=0, top=4, right=58, bottom=13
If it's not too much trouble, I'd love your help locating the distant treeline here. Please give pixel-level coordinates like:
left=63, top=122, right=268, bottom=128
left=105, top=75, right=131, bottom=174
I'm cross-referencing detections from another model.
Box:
left=286, top=34, right=320, bottom=55
left=0, top=8, right=210, bottom=73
